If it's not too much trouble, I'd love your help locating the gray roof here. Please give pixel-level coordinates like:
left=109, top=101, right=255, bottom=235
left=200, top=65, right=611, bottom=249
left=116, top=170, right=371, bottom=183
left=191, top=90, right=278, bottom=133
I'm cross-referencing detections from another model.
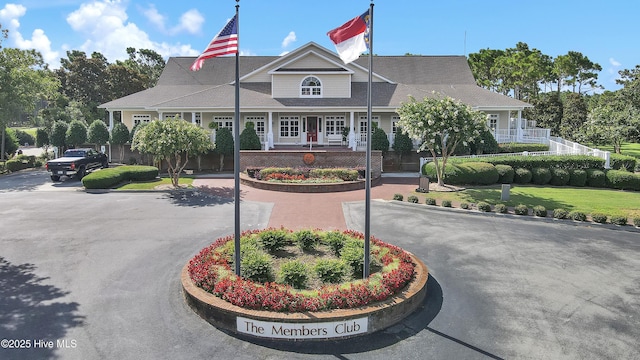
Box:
left=100, top=44, right=530, bottom=110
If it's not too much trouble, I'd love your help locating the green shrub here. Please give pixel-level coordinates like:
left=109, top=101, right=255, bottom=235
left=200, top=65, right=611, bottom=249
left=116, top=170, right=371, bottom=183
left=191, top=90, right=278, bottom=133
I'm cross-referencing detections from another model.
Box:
left=605, top=170, right=640, bottom=191
left=610, top=153, right=637, bottom=171
left=632, top=217, right=640, bottom=227
left=586, top=169, right=606, bottom=188
left=610, top=215, right=628, bottom=226
left=81, top=165, right=158, bottom=189
left=477, top=202, right=491, bottom=212
left=340, top=240, right=366, bottom=276
left=460, top=202, right=469, bottom=209
left=549, top=168, right=570, bottom=186
left=5, top=159, right=23, bottom=172
left=590, top=213, right=608, bottom=224
left=425, top=197, right=436, bottom=205
left=531, top=167, right=552, bottom=185
left=277, top=260, right=308, bottom=289
left=456, top=154, right=604, bottom=171
left=14, top=129, right=35, bottom=146
left=495, top=164, right=514, bottom=184
left=494, top=203, right=508, bottom=214
left=568, top=169, right=587, bottom=187
left=392, top=193, right=403, bottom=201
left=407, top=195, right=419, bottom=203
left=532, top=205, right=547, bottom=217
left=514, top=168, right=532, bottom=184
left=241, top=250, right=274, bottom=283
left=258, top=228, right=291, bottom=253
left=293, top=229, right=320, bottom=251
left=313, top=259, right=349, bottom=284
left=514, top=204, right=529, bottom=215
left=498, top=143, right=549, bottom=153
left=441, top=199, right=452, bottom=208
left=309, top=168, right=359, bottom=181
left=553, top=208, right=569, bottom=219
left=323, top=231, right=348, bottom=256
left=569, top=211, right=587, bottom=221
left=422, top=162, right=498, bottom=185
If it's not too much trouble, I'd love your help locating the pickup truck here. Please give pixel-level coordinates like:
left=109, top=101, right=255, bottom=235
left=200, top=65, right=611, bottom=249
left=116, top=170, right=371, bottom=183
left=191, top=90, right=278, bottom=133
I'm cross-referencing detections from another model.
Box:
left=45, top=148, right=109, bottom=181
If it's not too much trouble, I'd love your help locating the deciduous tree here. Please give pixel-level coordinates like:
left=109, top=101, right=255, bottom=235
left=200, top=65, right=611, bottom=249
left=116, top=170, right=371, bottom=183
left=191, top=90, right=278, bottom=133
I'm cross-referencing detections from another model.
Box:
left=66, top=120, right=88, bottom=148
left=87, top=120, right=110, bottom=150
left=131, top=117, right=213, bottom=187
left=396, top=94, right=487, bottom=186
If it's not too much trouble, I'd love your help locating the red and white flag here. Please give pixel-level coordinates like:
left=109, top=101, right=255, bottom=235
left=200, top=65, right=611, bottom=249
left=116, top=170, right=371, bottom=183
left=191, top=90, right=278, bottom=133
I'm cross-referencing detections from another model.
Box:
left=327, top=9, right=370, bottom=64
left=190, top=14, right=238, bottom=71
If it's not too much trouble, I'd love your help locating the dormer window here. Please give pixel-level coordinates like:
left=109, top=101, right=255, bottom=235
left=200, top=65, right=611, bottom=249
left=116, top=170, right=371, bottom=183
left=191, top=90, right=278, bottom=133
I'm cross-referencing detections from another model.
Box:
left=301, top=76, right=322, bottom=97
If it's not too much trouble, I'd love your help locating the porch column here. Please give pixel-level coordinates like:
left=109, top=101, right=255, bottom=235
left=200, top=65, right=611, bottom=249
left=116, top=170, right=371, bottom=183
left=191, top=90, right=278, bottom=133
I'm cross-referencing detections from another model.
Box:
left=267, top=111, right=274, bottom=151
left=349, top=111, right=356, bottom=151
left=517, top=110, right=523, bottom=142
left=191, top=112, right=196, bottom=125
left=108, top=110, right=114, bottom=131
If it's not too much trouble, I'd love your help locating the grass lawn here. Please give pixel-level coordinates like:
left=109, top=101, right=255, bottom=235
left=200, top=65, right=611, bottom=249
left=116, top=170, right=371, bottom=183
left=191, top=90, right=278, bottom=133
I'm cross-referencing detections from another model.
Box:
left=416, top=185, right=640, bottom=218
left=116, top=176, right=194, bottom=190
left=594, top=142, right=640, bottom=159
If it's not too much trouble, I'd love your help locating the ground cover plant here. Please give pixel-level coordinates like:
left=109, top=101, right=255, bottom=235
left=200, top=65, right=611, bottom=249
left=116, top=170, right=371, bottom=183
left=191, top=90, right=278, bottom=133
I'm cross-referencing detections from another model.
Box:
left=250, top=167, right=360, bottom=183
left=188, top=228, right=416, bottom=312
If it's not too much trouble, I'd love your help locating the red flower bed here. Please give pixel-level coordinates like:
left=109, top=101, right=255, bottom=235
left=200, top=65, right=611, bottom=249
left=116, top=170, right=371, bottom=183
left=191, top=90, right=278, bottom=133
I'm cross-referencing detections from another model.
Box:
left=187, top=229, right=416, bottom=312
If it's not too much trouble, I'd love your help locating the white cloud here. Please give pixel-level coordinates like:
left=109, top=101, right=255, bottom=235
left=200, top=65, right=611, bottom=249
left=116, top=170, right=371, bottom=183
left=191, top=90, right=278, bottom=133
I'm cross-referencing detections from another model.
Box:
left=173, top=9, right=203, bottom=35
left=609, top=57, right=621, bottom=67
left=1, top=3, right=59, bottom=67
left=281, top=31, right=296, bottom=48
left=141, top=4, right=166, bottom=31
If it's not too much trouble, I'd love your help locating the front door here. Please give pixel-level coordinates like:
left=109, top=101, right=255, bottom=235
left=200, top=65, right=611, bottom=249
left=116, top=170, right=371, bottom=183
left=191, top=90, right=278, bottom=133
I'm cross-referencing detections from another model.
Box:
left=306, top=116, right=318, bottom=142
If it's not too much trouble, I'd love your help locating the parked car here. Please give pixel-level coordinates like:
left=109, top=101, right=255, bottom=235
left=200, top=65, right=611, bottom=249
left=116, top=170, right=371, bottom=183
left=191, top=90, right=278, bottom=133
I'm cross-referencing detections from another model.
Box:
left=45, top=148, right=109, bottom=181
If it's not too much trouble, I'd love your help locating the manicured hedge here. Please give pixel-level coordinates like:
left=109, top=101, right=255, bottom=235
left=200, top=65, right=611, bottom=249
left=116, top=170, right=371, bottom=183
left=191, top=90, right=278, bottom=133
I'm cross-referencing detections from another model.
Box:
left=309, top=168, right=359, bottom=181
left=531, top=167, right=552, bottom=185
left=422, top=162, right=498, bottom=185
left=514, top=168, right=532, bottom=184
left=82, top=165, right=159, bottom=189
left=549, top=168, right=570, bottom=186
left=498, top=143, right=549, bottom=153
left=610, top=154, right=637, bottom=171
left=568, top=169, right=587, bottom=187
left=495, top=164, right=514, bottom=184
left=605, top=170, right=640, bottom=191
left=454, top=155, right=605, bottom=171
left=5, top=159, right=23, bottom=172
left=586, top=169, right=606, bottom=188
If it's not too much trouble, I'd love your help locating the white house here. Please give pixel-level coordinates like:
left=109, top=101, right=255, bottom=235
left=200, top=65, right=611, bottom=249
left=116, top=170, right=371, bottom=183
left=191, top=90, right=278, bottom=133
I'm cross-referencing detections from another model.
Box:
left=99, top=42, right=542, bottom=150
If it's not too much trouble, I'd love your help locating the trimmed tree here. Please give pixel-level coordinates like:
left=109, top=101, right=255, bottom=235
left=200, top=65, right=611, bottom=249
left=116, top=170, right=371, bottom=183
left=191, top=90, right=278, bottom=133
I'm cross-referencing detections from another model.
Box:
left=239, top=121, right=262, bottom=150
left=370, top=123, right=390, bottom=155
left=131, top=117, right=213, bottom=187
left=110, top=122, right=130, bottom=163
left=87, top=120, right=110, bottom=151
left=50, top=121, right=68, bottom=156
left=396, top=94, right=487, bottom=186
left=65, top=120, right=88, bottom=148
left=392, top=129, right=413, bottom=168
left=214, top=127, right=234, bottom=171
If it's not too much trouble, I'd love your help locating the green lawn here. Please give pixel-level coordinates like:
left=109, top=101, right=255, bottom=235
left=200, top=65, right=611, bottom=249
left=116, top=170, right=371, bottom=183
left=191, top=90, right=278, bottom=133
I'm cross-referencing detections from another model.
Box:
left=417, top=185, right=640, bottom=218
left=116, top=177, right=194, bottom=190
left=594, top=142, right=640, bottom=159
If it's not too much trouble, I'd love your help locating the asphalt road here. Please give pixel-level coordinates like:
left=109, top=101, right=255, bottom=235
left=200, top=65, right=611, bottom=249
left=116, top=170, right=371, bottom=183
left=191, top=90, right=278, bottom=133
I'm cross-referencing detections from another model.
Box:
left=1, top=170, right=639, bottom=359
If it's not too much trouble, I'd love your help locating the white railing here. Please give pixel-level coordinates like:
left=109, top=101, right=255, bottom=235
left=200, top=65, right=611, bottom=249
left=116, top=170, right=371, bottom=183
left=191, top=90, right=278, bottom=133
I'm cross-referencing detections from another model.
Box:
left=494, top=128, right=551, bottom=144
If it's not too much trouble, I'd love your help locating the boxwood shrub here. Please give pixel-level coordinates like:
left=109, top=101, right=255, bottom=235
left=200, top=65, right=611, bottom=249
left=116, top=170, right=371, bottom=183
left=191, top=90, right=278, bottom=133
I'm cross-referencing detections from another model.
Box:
left=549, top=168, right=570, bottom=186
left=553, top=208, right=569, bottom=219
left=498, top=143, right=549, bottom=153
left=407, top=195, right=419, bottom=203
left=441, top=199, right=452, bottom=208
left=632, top=217, right=640, bottom=227
left=82, top=165, right=159, bottom=189
left=514, top=168, right=532, bottom=184
left=4, top=159, right=23, bottom=172
left=457, top=155, right=604, bottom=171
left=586, top=169, right=606, bottom=188
left=514, top=204, right=529, bottom=215
left=568, top=169, right=587, bottom=187
left=605, top=169, right=640, bottom=191
left=531, top=167, right=552, bottom=185
left=569, top=211, right=587, bottom=222
left=477, top=202, right=491, bottom=212
left=532, top=205, right=547, bottom=217
left=392, top=193, right=403, bottom=201
left=422, top=162, right=498, bottom=185
left=495, top=164, right=514, bottom=184
left=494, top=203, right=508, bottom=214
left=610, top=215, right=628, bottom=226
left=425, top=197, right=437, bottom=205
left=309, top=168, right=359, bottom=181
left=590, top=213, right=608, bottom=224
left=460, top=202, right=470, bottom=209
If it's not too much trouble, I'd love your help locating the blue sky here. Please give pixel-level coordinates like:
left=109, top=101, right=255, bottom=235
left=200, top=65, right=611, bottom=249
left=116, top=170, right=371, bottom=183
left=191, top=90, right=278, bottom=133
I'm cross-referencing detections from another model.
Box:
left=1, top=0, right=637, bottom=91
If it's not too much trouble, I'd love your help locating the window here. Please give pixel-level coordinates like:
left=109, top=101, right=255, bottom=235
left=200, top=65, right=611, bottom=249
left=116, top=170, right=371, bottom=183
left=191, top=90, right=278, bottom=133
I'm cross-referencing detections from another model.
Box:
left=301, top=76, right=322, bottom=97
left=391, top=116, right=400, bottom=135
left=245, top=116, right=265, bottom=141
left=132, top=114, right=151, bottom=126
left=487, top=114, right=498, bottom=131
left=163, top=113, right=179, bottom=120
left=279, top=116, right=300, bottom=137
left=359, top=116, right=379, bottom=133
left=213, top=116, right=234, bottom=132
left=325, top=116, right=345, bottom=135
left=194, top=113, right=202, bottom=127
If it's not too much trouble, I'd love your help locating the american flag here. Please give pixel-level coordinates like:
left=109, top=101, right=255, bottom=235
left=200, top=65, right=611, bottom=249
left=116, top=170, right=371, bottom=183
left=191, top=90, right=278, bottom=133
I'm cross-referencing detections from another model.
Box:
left=190, top=14, right=238, bottom=71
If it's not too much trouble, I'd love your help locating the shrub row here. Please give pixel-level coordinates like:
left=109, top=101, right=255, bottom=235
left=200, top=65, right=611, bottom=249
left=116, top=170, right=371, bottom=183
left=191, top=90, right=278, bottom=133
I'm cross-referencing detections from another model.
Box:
left=81, top=165, right=159, bottom=189
left=4, top=154, right=43, bottom=172
left=422, top=162, right=640, bottom=190
left=451, top=155, right=605, bottom=171
left=253, top=167, right=359, bottom=181
left=498, top=143, right=550, bottom=153
left=610, top=153, right=637, bottom=171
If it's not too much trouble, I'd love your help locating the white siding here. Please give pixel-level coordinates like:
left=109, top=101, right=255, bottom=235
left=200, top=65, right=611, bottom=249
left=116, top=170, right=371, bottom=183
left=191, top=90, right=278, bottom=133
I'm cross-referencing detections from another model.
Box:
left=272, top=74, right=350, bottom=98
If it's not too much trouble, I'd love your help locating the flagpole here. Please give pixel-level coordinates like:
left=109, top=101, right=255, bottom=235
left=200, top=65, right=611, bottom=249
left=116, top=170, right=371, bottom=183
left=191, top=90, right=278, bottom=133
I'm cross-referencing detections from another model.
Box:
left=364, top=1, right=374, bottom=279
left=233, top=0, right=241, bottom=276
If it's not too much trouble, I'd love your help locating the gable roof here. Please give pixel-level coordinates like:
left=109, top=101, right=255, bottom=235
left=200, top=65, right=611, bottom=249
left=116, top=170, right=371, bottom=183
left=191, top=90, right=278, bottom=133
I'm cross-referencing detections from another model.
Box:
left=100, top=42, right=530, bottom=110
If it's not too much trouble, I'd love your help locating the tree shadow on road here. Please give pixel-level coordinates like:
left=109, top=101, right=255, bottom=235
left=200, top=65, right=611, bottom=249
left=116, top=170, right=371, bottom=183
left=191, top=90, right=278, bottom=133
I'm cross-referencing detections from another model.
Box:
left=0, top=257, right=85, bottom=360
left=161, top=186, right=245, bottom=207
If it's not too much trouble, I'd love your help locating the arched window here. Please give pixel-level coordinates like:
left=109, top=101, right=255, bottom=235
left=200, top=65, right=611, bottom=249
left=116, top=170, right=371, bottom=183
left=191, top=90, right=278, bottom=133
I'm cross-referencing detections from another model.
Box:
left=301, top=76, right=322, bottom=97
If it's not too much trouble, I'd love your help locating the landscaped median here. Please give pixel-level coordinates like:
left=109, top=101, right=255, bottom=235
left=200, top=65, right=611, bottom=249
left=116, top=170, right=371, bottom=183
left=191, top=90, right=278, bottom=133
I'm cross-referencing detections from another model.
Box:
left=81, top=165, right=159, bottom=189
